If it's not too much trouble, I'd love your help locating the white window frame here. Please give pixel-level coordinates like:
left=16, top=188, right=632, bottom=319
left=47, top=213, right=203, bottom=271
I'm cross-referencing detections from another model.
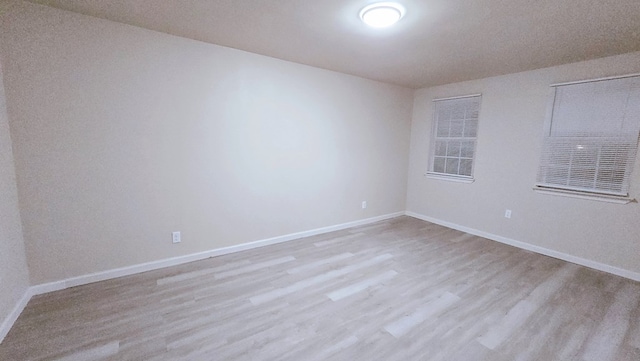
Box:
left=534, top=73, right=640, bottom=204
left=426, top=94, right=481, bottom=182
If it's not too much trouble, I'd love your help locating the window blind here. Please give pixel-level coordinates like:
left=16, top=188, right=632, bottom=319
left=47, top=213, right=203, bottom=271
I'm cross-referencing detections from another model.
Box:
left=536, top=75, right=640, bottom=196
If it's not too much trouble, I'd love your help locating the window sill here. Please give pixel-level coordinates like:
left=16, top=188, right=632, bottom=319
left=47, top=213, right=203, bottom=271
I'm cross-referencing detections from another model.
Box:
left=425, top=172, right=475, bottom=183
left=533, top=186, right=636, bottom=204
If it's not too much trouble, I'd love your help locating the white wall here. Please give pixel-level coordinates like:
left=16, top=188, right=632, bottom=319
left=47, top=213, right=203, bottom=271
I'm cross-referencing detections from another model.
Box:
left=407, top=51, right=640, bottom=275
left=0, top=58, right=30, bottom=336
left=0, top=1, right=414, bottom=284
left=3, top=0, right=638, bottom=291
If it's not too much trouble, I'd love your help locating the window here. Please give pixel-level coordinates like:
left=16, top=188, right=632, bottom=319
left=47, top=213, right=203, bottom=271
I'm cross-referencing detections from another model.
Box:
left=427, top=95, right=481, bottom=181
left=535, top=74, right=640, bottom=200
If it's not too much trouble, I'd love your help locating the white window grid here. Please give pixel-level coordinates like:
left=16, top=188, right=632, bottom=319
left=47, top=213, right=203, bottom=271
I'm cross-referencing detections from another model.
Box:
left=429, top=95, right=481, bottom=179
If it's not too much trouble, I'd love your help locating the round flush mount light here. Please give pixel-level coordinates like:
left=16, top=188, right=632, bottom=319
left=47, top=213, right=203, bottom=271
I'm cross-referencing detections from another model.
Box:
left=360, top=2, right=405, bottom=28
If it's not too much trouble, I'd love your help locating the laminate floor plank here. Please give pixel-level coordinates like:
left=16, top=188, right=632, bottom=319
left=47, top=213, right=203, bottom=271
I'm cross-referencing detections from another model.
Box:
left=2, top=216, right=639, bottom=360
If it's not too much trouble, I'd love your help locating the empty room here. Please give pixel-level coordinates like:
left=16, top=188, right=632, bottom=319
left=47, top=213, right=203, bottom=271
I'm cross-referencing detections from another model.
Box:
left=1, top=0, right=640, bottom=360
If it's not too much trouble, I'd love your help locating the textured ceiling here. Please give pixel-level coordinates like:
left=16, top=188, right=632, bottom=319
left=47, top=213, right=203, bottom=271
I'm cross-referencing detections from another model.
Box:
left=24, top=0, right=640, bottom=88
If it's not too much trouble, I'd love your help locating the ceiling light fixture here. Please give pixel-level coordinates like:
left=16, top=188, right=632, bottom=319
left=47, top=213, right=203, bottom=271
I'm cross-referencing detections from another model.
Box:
left=360, top=2, right=405, bottom=28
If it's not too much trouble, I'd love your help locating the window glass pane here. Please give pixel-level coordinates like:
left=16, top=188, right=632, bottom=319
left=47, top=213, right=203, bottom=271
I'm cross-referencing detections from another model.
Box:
left=433, top=157, right=445, bottom=173
left=450, top=120, right=464, bottom=137
left=467, top=103, right=480, bottom=119
left=446, top=141, right=461, bottom=157
left=445, top=158, right=460, bottom=174
left=463, top=119, right=478, bottom=137
left=438, top=104, right=453, bottom=120
left=434, top=140, right=447, bottom=156
left=450, top=106, right=465, bottom=120
left=463, top=98, right=479, bottom=115
left=459, top=159, right=473, bottom=176
left=460, top=141, right=474, bottom=158
left=437, top=120, right=450, bottom=137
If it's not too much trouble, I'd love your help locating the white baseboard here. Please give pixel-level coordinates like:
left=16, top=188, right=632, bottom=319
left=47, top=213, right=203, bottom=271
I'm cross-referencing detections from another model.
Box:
left=405, top=211, right=640, bottom=282
left=30, top=211, right=405, bottom=296
left=0, top=288, right=32, bottom=343
left=2, top=211, right=404, bottom=342
left=15, top=209, right=636, bottom=344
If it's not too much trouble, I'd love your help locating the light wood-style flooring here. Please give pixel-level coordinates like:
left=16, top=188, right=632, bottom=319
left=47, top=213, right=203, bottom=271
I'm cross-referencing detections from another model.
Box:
left=1, top=216, right=639, bottom=360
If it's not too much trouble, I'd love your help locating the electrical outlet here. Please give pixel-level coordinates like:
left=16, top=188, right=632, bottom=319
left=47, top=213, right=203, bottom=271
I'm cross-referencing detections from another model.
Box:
left=504, top=209, right=512, bottom=219
left=362, top=201, right=367, bottom=209
left=172, top=231, right=181, bottom=244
